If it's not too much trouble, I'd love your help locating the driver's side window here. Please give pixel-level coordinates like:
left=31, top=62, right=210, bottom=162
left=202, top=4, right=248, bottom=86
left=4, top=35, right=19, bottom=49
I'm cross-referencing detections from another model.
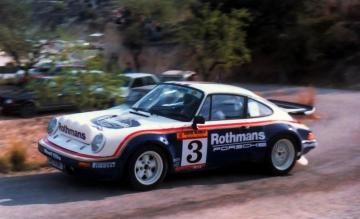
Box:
left=198, top=95, right=245, bottom=121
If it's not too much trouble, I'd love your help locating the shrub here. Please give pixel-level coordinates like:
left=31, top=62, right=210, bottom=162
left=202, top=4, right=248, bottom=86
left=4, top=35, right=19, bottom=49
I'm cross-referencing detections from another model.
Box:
left=0, top=156, right=11, bottom=173
left=0, top=141, right=47, bottom=173
left=7, top=141, right=27, bottom=171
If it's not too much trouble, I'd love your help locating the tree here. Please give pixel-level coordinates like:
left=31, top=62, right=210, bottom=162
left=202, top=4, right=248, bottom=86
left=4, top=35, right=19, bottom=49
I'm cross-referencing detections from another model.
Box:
left=29, top=51, right=124, bottom=110
left=116, top=0, right=187, bottom=71
left=180, top=4, right=251, bottom=80
left=0, top=0, right=31, bottom=65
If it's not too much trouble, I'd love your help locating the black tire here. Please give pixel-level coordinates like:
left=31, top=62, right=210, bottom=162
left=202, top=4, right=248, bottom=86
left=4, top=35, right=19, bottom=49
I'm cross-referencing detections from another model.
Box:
left=20, top=103, right=37, bottom=118
left=127, top=146, right=168, bottom=191
left=265, top=136, right=298, bottom=175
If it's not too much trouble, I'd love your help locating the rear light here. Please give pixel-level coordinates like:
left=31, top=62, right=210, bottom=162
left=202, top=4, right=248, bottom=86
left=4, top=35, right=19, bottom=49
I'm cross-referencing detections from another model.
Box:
left=307, top=132, right=315, bottom=140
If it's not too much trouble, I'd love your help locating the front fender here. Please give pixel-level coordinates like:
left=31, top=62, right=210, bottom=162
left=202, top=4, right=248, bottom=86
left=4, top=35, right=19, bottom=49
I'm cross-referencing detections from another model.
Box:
left=118, top=133, right=177, bottom=172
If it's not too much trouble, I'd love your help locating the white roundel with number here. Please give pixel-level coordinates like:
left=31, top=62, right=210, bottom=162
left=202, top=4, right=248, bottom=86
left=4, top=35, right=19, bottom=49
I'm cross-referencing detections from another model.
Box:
left=181, top=138, right=208, bottom=167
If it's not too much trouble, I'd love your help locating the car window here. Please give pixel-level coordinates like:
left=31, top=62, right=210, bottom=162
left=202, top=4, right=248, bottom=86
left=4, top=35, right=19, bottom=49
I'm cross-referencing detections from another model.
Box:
left=247, top=99, right=273, bottom=118
left=132, top=84, right=204, bottom=122
left=201, top=95, right=245, bottom=121
left=131, top=78, right=144, bottom=88
left=143, top=76, right=156, bottom=85
left=126, top=90, right=147, bottom=105
left=198, top=96, right=211, bottom=121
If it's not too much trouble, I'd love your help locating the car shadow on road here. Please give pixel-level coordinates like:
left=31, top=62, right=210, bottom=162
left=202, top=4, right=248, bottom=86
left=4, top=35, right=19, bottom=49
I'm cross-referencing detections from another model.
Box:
left=0, top=164, right=270, bottom=206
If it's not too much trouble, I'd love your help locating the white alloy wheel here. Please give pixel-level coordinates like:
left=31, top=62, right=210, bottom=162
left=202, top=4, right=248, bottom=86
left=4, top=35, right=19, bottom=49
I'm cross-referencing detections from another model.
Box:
left=271, top=139, right=296, bottom=171
left=134, top=151, right=164, bottom=186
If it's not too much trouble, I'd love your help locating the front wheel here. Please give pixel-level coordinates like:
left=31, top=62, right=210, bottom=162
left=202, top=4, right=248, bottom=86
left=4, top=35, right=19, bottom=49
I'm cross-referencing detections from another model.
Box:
left=127, top=146, right=168, bottom=190
left=266, top=138, right=297, bottom=175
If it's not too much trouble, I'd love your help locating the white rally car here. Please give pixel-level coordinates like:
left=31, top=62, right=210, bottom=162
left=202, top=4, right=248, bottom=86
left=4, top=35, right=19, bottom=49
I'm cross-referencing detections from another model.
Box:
left=39, top=82, right=317, bottom=190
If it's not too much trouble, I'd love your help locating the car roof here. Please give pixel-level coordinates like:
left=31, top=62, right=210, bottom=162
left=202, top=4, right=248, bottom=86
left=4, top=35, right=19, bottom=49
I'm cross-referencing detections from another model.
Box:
left=161, top=70, right=195, bottom=77
left=166, top=81, right=257, bottom=97
left=131, top=85, right=156, bottom=91
left=124, top=73, right=155, bottom=78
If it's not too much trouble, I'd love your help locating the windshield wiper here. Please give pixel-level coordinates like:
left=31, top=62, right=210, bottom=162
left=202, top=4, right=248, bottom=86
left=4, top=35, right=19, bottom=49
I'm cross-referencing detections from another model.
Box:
left=132, top=107, right=148, bottom=112
left=130, top=110, right=149, bottom=117
left=130, top=107, right=151, bottom=117
left=149, top=108, right=189, bottom=121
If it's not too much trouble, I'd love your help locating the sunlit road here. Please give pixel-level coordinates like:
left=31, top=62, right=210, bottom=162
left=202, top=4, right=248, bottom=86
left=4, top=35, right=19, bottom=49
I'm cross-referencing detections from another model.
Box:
left=0, top=87, right=359, bottom=219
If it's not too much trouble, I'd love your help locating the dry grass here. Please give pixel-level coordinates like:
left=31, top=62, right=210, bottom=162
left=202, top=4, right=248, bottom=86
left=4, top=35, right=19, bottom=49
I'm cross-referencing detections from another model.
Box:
left=0, top=140, right=48, bottom=173
left=0, top=116, right=51, bottom=173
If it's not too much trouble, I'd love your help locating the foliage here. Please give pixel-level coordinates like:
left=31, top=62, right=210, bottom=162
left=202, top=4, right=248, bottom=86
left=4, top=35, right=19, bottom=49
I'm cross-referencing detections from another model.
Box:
left=0, top=141, right=47, bottom=173
left=180, top=3, right=251, bottom=79
left=28, top=54, right=124, bottom=110
left=116, top=0, right=191, bottom=70
left=0, top=156, right=11, bottom=173
left=0, top=0, right=32, bottom=64
left=7, top=141, right=27, bottom=171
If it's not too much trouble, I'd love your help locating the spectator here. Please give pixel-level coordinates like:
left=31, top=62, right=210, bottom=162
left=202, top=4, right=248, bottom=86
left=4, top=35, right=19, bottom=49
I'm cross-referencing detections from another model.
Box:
left=123, top=62, right=134, bottom=73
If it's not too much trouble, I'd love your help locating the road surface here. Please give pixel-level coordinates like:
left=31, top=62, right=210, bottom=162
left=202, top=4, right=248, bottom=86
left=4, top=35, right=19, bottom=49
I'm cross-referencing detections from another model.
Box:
left=0, top=87, right=359, bottom=219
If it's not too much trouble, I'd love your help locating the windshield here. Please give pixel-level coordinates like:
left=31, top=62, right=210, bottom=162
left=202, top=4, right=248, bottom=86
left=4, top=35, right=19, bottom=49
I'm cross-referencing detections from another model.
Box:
left=132, top=84, right=204, bottom=122
left=122, top=77, right=131, bottom=87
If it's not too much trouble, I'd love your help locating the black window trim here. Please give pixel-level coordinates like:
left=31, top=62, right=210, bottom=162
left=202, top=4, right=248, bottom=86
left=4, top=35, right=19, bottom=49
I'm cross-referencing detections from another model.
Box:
left=198, top=93, right=247, bottom=122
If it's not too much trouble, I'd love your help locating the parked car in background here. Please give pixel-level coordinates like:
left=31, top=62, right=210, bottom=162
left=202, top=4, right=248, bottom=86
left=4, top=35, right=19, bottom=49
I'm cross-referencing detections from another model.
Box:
left=111, top=85, right=155, bottom=111
left=0, top=66, right=26, bottom=85
left=0, top=77, right=75, bottom=117
left=121, top=73, right=159, bottom=97
left=160, top=70, right=198, bottom=82
left=29, top=62, right=85, bottom=79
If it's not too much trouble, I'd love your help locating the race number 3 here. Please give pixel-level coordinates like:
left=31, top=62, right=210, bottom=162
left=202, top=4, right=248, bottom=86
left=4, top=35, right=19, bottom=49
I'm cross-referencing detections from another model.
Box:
left=181, top=138, right=208, bottom=166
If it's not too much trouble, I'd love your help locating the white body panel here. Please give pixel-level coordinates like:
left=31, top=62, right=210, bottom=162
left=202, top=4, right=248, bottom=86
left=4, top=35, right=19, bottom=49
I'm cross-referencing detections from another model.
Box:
left=45, top=82, right=295, bottom=159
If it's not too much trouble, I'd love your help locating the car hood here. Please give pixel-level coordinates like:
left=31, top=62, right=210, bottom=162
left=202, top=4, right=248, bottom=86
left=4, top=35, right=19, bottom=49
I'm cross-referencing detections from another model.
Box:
left=48, top=108, right=187, bottom=157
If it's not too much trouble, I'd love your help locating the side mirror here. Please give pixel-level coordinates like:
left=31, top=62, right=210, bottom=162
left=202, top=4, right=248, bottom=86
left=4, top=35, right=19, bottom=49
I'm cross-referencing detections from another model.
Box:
left=192, top=116, right=205, bottom=130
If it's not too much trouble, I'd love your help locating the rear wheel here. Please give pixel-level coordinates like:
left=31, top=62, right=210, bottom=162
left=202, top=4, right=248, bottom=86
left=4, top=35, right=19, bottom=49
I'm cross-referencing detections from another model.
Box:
left=266, top=137, right=297, bottom=175
left=127, top=146, right=168, bottom=190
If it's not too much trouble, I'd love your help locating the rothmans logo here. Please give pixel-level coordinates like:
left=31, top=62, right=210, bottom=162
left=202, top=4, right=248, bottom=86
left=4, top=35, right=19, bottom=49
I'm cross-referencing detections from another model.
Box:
left=211, top=132, right=266, bottom=145
left=58, top=123, right=86, bottom=140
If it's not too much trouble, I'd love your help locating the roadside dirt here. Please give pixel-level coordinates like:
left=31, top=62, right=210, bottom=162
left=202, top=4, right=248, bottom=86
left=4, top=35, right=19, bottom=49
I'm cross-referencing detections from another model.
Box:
left=0, top=116, right=50, bottom=163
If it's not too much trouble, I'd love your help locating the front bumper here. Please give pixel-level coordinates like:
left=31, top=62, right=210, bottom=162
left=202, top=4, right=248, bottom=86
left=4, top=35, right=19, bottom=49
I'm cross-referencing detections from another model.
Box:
left=38, top=139, right=123, bottom=179
left=301, top=140, right=317, bottom=155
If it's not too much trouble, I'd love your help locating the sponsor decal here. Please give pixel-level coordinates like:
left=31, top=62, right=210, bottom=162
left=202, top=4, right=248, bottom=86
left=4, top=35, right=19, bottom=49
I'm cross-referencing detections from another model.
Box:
left=58, top=123, right=86, bottom=140
left=92, top=115, right=140, bottom=129
left=210, top=131, right=267, bottom=152
left=91, top=162, right=116, bottom=169
left=43, top=148, right=61, bottom=161
left=180, top=137, right=208, bottom=168
left=177, top=130, right=208, bottom=139
left=175, top=163, right=206, bottom=172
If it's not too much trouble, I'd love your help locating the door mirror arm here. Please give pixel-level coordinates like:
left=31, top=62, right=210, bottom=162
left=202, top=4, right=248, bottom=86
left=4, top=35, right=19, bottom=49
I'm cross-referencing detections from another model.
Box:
left=192, top=116, right=205, bottom=130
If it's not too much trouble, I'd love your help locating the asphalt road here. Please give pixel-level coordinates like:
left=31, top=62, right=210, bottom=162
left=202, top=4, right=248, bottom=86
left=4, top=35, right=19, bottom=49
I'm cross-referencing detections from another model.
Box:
left=0, top=87, right=360, bottom=219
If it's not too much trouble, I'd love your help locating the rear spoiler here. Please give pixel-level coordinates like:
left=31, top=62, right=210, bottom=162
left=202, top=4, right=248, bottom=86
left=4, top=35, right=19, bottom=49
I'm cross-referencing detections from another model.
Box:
left=268, top=99, right=316, bottom=115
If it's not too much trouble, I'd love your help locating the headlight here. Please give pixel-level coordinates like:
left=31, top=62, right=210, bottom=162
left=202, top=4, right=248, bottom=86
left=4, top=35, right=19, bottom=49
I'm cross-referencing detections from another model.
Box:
left=91, top=133, right=106, bottom=153
left=47, top=118, right=58, bottom=135
left=4, top=99, right=13, bottom=104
